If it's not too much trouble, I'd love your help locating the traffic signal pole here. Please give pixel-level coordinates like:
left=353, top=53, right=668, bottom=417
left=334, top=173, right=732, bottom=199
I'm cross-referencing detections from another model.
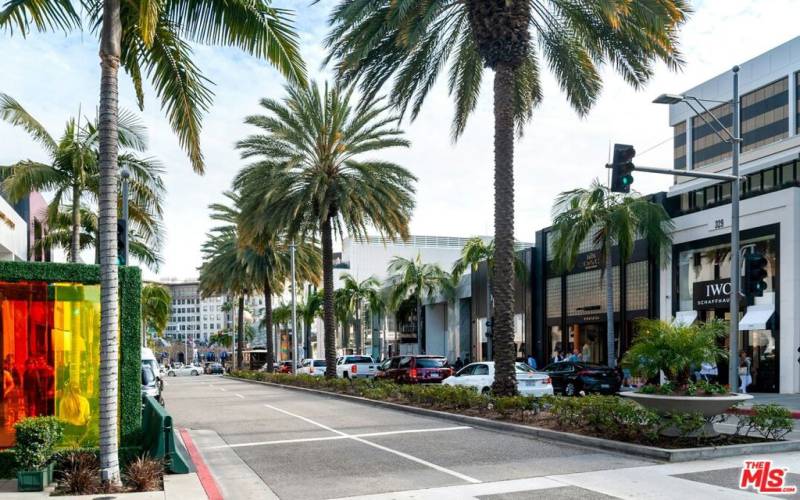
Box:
left=729, top=67, right=741, bottom=392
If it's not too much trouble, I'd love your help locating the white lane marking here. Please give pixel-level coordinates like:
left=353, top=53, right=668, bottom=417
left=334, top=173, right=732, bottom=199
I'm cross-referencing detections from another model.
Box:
left=263, top=403, right=481, bottom=484
left=235, top=393, right=245, bottom=399
left=209, top=426, right=471, bottom=449
left=219, top=387, right=227, bottom=392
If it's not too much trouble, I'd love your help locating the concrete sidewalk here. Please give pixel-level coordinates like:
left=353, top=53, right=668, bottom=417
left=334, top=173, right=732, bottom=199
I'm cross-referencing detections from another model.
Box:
left=0, top=472, right=207, bottom=499
left=745, top=393, right=800, bottom=411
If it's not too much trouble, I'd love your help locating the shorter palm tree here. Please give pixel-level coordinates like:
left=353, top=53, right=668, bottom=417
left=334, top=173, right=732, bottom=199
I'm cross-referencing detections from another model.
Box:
left=386, top=255, right=449, bottom=354
left=300, top=289, right=323, bottom=358
left=551, top=181, right=674, bottom=367
left=339, top=274, right=382, bottom=354
left=141, top=284, right=171, bottom=345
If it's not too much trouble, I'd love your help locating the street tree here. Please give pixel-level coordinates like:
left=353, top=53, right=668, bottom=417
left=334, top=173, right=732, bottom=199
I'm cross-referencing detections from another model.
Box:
left=338, top=274, right=382, bottom=354
left=550, top=180, right=674, bottom=367
left=2, top=0, right=306, bottom=481
left=234, top=82, right=416, bottom=377
left=323, top=0, right=688, bottom=395
left=141, top=283, right=171, bottom=343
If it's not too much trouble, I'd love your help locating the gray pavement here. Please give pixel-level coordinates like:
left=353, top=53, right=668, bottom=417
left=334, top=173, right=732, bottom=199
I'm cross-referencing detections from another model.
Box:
left=163, top=376, right=800, bottom=499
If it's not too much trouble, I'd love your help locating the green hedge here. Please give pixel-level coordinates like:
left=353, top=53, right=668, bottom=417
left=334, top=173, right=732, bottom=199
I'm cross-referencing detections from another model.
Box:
left=0, top=261, right=141, bottom=447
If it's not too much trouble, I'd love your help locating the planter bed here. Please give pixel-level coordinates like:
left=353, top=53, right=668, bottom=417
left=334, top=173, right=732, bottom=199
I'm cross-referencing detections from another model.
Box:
left=228, top=373, right=800, bottom=462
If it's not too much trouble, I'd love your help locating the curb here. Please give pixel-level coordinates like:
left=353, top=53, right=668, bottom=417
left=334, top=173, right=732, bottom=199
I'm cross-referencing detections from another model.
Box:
left=227, top=376, right=800, bottom=462
left=179, top=428, right=223, bottom=500
left=728, top=407, right=800, bottom=419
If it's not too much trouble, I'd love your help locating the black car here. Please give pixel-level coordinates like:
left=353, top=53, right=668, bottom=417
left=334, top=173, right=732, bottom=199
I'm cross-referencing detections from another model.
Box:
left=543, top=361, right=621, bottom=396
left=205, top=362, right=224, bottom=375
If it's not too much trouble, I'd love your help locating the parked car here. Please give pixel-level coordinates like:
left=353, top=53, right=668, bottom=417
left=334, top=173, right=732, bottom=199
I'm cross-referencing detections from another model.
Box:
left=205, top=362, right=224, bottom=375
left=166, top=364, right=201, bottom=377
left=376, top=358, right=392, bottom=378
left=299, top=359, right=326, bottom=376
left=381, top=355, right=453, bottom=384
left=277, top=361, right=295, bottom=374
left=336, top=355, right=378, bottom=379
left=542, top=361, right=621, bottom=396
left=141, top=361, right=163, bottom=405
left=443, top=361, right=553, bottom=397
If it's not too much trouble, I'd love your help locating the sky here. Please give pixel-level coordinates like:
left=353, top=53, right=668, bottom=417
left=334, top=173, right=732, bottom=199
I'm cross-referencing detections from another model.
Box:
left=1, top=0, right=799, bottom=281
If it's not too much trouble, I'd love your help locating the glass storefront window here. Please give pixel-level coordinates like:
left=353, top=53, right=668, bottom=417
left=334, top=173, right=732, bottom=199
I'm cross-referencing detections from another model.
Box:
left=781, top=162, right=795, bottom=185
left=763, top=168, right=775, bottom=191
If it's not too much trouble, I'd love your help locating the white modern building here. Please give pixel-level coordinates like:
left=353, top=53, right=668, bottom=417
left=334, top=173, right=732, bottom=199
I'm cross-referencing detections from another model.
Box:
left=658, top=36, right=800, bottom=393
left=0, top=194, right=27, bottom=261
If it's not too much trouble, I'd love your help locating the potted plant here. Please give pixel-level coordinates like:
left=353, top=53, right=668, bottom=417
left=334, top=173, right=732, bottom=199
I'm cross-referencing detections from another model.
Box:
left=13, top=416, right=64, bottom=492
left=619, top=318, right=752, bottom=436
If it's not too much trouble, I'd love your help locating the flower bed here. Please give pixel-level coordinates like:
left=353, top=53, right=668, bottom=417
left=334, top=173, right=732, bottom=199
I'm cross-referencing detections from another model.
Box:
left=231, top=371, right=793, bottom=449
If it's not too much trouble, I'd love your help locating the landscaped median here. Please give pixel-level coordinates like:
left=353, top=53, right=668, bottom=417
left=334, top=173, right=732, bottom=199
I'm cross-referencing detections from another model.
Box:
left=230, top=371, right=800, bottom=462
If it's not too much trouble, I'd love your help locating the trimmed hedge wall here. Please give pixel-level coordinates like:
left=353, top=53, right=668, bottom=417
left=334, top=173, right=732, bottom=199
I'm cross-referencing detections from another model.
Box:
left=0, top=261, right=142, bottom=447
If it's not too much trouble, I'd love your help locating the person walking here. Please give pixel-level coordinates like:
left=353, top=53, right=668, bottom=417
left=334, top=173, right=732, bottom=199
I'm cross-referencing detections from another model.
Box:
left=454, top=356, right=464, bottom=371
left=739, top=350, right=752, bottom=394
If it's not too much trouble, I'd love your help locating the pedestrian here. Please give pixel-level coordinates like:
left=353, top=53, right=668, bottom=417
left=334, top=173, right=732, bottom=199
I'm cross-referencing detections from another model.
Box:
left=569, top=349, right=580, bottom=362
left=739, top=350, right=752, bottom=394
left=527, top=354, right=537, bottom=370
left=551, top=349, right=560, bottom=364
left=454, top=356, right=464, bottom=371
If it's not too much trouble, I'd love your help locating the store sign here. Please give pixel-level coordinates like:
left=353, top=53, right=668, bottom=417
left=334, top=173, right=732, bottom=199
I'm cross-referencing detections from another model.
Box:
left=576, top=252, right=601, bottom=271
left=693, top=279, right=732, bottom=309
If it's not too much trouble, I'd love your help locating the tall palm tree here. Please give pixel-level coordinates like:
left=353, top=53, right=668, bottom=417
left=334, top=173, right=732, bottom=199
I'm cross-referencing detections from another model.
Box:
left=2, top=0, right=306, bottom=482
left=323, top=0, right=688, bottom=396
left=550, top=180, right=674, bottom=367
left=0, top=96, right=162, bottom=263
left=386, top=255, right=449, bottom=355
left=141, top=283, right=171, bottom=345
left=338, top=274, right=381, bottom=354
left=235, top=82, right=416, bottom=377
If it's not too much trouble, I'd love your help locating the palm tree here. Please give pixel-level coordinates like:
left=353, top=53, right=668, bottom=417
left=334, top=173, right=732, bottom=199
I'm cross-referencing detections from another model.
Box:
left=300, top=289, right=323, bottom=358
left=338, top=274, right=382, bottom=354
left=333, top=288, right=353, bottom=353
left=2, top=0, right=306, bottom=481
left=386, top=255, right=449, bottom=355
left=323, top=0, right=688, bottom=396
left=0, top=96, right=163, bottom=263
left=550, top=180, right=674, bottom=367
left=141, top=284, right=171, bottom=345
left=234, top=82, right=416, bottom=377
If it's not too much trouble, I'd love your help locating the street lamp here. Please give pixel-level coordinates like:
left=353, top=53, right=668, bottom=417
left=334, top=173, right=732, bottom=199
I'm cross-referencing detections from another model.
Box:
left=290, top=241, right=298, bottom=374
left=654, top=66, right=743, bottom=392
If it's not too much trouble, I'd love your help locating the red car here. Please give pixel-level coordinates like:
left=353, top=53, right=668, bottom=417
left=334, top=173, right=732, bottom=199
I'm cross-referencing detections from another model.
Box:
left=381, top=355, right=452, bottom=384
left=277, top=361, right=294, bottom=374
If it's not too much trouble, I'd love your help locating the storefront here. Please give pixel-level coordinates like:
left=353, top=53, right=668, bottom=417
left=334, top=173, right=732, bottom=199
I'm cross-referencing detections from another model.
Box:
left=672, top=226, right=779, bottom=392
left=534, top=230, right=659, bottom=367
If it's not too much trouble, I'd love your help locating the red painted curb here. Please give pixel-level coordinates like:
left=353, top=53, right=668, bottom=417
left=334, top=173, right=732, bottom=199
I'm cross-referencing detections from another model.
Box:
left=180, top=428, right=224, bottom=500
left=728, top=407, right=800, bottom=419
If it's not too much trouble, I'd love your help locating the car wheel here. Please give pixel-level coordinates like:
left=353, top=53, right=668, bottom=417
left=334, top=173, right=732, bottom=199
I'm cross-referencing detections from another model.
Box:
left=191, top=370, right=198, bottom=376
left=167, top=371, right=176, bottom=377
left=481, top=387, right=491, bottom=395
left=343, top=372, right=350, bottom=380
left=564, top=382, right=576, bottom=397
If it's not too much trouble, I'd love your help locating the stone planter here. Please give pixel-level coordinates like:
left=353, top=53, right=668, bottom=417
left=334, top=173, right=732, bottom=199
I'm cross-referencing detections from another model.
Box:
left=619, top=391, right=753, bottom=437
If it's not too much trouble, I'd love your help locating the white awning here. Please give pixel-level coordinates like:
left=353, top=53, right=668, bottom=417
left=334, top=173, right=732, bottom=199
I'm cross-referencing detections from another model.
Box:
left=739, top=304, right=775, bottom=331
left=673, top=310, right=698, bottom=326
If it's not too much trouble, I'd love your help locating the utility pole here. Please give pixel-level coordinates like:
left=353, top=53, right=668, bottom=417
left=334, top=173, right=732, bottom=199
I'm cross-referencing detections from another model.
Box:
left=729, top=66, right=741, bottom=392
left=290, top=241, right=298, bottom=374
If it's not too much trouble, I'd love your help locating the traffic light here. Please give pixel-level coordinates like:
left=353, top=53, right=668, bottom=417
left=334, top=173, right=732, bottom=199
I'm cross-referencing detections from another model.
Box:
left=610, top=144, right=636, bottom=193
left=744, top=251, right=768, bottom=299
left=117, top=219, right=128, bottom=266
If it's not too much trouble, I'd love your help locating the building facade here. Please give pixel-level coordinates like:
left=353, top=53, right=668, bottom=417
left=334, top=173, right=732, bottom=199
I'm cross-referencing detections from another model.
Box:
left=659, top=36, right=800, bottom=393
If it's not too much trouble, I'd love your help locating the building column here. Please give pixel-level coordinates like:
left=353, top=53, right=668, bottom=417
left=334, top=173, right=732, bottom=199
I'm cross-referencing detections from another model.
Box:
left=789, top=71, right=797, bottom=138
left=685, top=118, right=693, bottom=170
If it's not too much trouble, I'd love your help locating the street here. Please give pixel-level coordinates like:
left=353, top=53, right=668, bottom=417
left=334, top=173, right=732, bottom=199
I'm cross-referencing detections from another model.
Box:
left=164, top=376, right=800, bottom=499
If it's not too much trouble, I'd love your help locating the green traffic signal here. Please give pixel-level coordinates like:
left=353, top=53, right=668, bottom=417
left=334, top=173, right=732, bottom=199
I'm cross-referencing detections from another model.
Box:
left=622, top=174, right=633, bottom=186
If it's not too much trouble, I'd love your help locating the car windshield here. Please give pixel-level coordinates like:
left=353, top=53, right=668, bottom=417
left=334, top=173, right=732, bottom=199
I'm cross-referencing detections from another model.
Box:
left=346, top=356, right=373, bottom=363
left=313, top=360, right=326, bottom=367
left=515, top=362, right=535, bottom=373
left=141, top=365, right=156, bottom=386
left=416, top=358, right=448, bottom=368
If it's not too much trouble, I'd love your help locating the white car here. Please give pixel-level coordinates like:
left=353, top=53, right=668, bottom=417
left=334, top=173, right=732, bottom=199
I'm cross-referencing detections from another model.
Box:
left=299, top=359, right=327, bottom=376
left=336, top=355, right=377, bottom=379
left=443, top=361, right=553, bottom=397
left=166, top=364, right=202, bottom=377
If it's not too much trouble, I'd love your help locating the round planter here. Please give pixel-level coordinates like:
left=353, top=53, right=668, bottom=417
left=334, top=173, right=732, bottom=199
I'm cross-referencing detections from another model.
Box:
left=619, top=391, right=753, bottom=437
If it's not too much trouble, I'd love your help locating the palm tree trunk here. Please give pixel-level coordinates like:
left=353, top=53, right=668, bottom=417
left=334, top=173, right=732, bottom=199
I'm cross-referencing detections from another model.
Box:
left=416, top=299, right=423, bottom=354
left=237, top=295, right=245, bottom=369
left=605, top=245, right=616, bottom=368
left=490, top=62, right=517, bottom=396
left=97, top=0, right=122, bottom=484
left=321, top=216, right=336, bottom=377
left=264, top=280, right=274, bottom=372
left=354, top=301, right=361, bottom=354
left=70, top=183, right=80, bottom=262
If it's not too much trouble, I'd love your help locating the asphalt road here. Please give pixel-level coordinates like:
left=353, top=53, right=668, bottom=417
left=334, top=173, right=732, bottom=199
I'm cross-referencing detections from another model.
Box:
left=164, top=375, right=656, bottom=499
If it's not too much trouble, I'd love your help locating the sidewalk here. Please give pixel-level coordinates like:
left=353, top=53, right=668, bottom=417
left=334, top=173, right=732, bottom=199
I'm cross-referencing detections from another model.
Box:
left=744, top=393, right=800, bottom=411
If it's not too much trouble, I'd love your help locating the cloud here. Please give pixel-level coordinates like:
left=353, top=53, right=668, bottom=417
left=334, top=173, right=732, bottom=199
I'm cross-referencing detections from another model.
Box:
left=1, top=0, right=798, bottom=280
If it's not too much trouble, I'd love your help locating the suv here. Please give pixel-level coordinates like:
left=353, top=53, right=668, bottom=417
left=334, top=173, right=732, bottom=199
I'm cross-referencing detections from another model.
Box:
left=382, top=355, right=452, bottom=384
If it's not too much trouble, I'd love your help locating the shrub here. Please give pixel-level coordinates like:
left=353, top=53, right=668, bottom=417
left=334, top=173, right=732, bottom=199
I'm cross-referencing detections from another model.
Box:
left=623, top=319, right=727, bottom=387
left=124, top=455, right=164, bottom=491
left=663, top=411, right=706, bottom=440
left=736, top=404, right=793, bottom=440
left=546, top=395, right=660, bottom=442
left=13, top=416, right=64, bottom=471
left=55, top=451, right=100, bottom=495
